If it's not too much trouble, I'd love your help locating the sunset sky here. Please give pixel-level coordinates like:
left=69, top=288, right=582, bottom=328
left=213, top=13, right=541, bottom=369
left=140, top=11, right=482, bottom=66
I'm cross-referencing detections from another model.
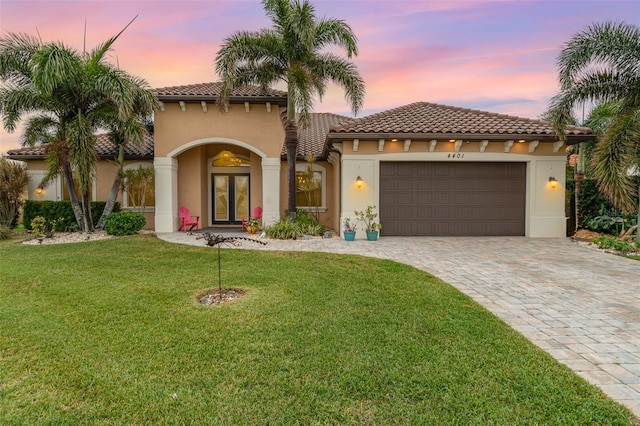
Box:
left=0, top=0, right=637, bottom=154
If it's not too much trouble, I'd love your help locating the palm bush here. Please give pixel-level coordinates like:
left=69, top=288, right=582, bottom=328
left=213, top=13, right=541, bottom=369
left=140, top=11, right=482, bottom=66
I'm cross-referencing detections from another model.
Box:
left=0, top=157, right=29, bottom=228
left=265, top=209, right=325, bottom=239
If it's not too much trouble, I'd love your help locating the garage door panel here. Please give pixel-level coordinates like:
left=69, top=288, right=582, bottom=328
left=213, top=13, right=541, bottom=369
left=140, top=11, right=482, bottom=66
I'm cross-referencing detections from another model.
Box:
left=380, top=162, right=525, bottom=236
left=453, top=193, right=469, bottom=204
left=415, top=193, right=434, bottom=204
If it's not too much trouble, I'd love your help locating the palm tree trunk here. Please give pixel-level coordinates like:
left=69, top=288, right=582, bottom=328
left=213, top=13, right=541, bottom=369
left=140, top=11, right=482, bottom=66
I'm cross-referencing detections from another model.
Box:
left=82, top=191, right=93, bottom=232
left=96, top=144, right=125, bottom=229
left=636, top=183, right=640, bottom=242
left=62, top=162, right=87, bottom=231
left=575, top=170, right=585, bottom=231
left=285, top=119, right=298, bottom=221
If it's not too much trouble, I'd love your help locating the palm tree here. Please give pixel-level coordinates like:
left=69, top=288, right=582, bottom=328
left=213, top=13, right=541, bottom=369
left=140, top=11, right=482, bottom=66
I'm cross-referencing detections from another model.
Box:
left=0, top=20, right=157, bottom=232
left=95, top=108, right=155, bottom=230
left=215, top=0, right=365, bottom=218
left=548, top=21, right=640, bottom=229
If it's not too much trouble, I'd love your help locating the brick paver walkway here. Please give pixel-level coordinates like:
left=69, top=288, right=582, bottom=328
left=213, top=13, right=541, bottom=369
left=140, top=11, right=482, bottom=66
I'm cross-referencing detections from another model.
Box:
left=159, top=232, right=640, bottom=417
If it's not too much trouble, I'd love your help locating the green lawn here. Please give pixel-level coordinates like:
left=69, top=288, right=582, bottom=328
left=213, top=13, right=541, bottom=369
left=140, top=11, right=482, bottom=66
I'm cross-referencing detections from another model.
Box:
left=1, top=235, right=636, bottom=425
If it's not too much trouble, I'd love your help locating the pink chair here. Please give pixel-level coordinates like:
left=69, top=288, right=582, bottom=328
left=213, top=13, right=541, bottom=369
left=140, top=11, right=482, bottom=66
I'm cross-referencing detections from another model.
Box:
left=241, top=206, right=263, bottom=231
left=178, top=206, right=200, bottom=232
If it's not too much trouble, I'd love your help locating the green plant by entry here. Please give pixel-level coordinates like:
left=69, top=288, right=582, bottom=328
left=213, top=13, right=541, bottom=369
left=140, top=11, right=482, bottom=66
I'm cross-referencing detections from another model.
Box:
left=354, top=205, right=382, bottom=232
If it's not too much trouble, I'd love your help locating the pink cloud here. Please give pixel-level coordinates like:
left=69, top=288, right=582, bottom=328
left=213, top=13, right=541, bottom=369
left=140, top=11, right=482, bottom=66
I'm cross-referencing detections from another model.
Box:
left=2, top=0, right=637, bottom=155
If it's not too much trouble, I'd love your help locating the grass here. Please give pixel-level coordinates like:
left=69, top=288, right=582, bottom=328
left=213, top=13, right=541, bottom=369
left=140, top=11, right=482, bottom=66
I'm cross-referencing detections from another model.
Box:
left=1, top=235, right=636, bottom=425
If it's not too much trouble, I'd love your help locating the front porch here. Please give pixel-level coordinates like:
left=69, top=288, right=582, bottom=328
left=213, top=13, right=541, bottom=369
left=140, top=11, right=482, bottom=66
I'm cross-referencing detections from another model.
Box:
left=154, top=140, right=281, bottom=233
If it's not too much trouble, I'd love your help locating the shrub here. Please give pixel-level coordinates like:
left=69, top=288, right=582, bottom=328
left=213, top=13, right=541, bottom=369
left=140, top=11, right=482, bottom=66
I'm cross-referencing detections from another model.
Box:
left=297, top=222, right=325, bottom=236
left=0, top=225, right=9, bottom=240
left=0, top=157, right=29, bottom=228
left=104, top=211, right=146, bottom=236
left=266, top=209, right=326, bottom=239
left=30, top=216, right=58, bottom=238
left=264, top=220, right=303, bottom=240
left=576, top=178, right=640, bottom=229
left=23, top=200, right=120, bottom=231
left=591, top=235, right=639, bottom=253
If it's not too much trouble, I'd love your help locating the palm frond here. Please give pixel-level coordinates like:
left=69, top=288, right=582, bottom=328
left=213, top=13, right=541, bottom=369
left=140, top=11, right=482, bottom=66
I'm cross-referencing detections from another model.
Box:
left=558, top=21, right=640, bottom=90
left=86, top=15, right=138, bottom=68
left=315, top=18, right=359, bottom=57
left=310, top=53, right=365, bottom=115
left=21, top=114, right=59, bottom=146
left=584, top=101, right=621, bottom=135
left=0, top=32, right=41, bottom=83
left=592, top=109, right=640, bottom=213
left=288, top=64, right=314, bottom=126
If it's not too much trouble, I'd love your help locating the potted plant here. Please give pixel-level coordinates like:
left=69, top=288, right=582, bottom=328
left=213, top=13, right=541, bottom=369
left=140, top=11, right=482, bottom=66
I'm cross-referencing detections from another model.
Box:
left=246, top=217, right=260, bottom=234
left=343, top=217, right=356, bottom=241
left=354, top=205, right=382, bottom=241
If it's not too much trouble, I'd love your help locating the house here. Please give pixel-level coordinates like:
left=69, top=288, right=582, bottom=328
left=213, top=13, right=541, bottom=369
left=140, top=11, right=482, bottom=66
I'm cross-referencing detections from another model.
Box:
left=7, top=82, right=595, bottom=237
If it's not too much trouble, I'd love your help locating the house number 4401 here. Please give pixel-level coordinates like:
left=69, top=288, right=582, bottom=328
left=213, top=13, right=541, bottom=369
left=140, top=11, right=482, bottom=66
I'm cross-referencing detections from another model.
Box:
left=447, top=153, right=465, bottom=159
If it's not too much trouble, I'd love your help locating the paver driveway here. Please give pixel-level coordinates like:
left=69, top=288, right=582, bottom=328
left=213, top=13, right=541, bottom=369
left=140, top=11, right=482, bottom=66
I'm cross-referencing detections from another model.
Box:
left=159, top=232, right=640, bottom=417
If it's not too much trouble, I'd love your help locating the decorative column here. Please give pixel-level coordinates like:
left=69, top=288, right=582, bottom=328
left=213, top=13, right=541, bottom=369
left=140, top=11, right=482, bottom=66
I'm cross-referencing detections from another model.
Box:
left=261, top=157, right=281, bottom=226
left=154, top=156, right=178, bottom=232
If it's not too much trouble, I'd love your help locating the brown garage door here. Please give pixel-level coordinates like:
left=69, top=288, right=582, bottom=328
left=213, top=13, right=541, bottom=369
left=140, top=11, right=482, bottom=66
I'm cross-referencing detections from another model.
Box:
left=380, top=162, right=526, bottom=236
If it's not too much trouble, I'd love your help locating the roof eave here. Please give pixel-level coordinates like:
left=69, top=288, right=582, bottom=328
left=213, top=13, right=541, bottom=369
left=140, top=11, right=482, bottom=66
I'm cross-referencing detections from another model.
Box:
left=155, top=94, right=287, bottom=106
left=326, top=132, right=561, bottom=142
left=565, top=134, right=597, bottom=145
left=6, top=154, right=45, bottom=160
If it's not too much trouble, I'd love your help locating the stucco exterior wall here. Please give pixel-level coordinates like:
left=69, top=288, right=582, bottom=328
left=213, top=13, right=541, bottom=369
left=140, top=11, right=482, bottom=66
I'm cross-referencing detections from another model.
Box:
left=154, top=101, right=285, bottom=231
left=154, top=103, right=285, bottom=158
left=336, top=139, right=568, bottom=238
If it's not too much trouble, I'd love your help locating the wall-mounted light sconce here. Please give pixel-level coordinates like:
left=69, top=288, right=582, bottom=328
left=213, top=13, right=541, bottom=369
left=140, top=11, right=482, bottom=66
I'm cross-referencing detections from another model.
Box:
left=548, top=176, right=558, bottom=189
left=36, top=187, right=44, bottom=195
left=355, top=176, right=363, bottom=189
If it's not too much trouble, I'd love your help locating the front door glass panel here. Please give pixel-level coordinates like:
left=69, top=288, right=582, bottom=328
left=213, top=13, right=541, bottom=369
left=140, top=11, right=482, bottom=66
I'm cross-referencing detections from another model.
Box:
left=214, top=176, right=229, bottom=221
left=235, top=176, right=249, bottom=222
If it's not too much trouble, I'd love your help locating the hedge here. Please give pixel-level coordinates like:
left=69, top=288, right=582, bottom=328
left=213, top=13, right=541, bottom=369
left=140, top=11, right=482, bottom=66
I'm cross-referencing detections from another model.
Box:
left=104, top=211, right=146, bottom=236
left=566, top=177, right=640, bottom=230
left=23, top=200, right=120, bottom=231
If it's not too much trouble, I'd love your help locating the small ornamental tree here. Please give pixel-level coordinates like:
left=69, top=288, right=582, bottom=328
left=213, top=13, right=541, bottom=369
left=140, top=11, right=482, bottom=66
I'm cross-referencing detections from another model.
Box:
left=0, top=157, right=29, bottom=227
left=121, top=165, right=154, bottom=213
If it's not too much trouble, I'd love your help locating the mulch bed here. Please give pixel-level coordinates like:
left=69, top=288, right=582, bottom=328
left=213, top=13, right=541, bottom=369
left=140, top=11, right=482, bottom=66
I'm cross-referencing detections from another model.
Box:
left=571, top=229, right=603, bottom=241
left=198, top=288, right=245, bottom=306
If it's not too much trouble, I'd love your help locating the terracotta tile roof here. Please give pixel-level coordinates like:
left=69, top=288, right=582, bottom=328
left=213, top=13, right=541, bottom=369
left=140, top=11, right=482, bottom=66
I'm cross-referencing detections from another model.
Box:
left=328, top=102, right=593, bottom=140
left=7, top=133, right=154, bottom=160
left=154, top=82, right=287, bottom=102
left=281, top=113, right=354, bottom=159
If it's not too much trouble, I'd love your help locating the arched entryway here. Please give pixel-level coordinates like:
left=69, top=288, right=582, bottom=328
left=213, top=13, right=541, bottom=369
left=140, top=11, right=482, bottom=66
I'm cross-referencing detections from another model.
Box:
left=154, top=137, right=281, bottom=233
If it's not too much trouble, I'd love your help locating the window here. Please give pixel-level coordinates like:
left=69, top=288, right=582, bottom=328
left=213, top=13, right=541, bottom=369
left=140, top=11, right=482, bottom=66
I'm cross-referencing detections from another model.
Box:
left=122, top=163, right=155, bottom=211
left=295, top=163, right=326, bottom=210
left=62, top=174, right=93, bottom=201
